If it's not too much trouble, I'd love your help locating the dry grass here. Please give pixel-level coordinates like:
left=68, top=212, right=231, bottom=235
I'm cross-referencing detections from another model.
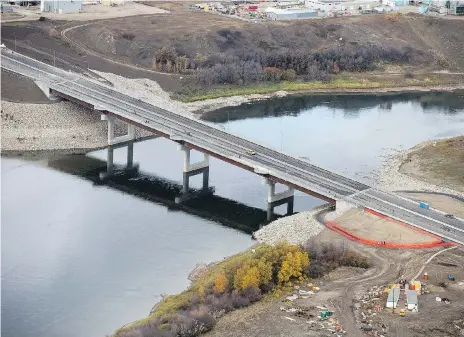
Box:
left=404, top=136, right=464, bottom=191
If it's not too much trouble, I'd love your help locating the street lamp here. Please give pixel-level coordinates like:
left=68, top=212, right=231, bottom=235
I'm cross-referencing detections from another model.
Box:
left=12, top=33, right=16, bottom=52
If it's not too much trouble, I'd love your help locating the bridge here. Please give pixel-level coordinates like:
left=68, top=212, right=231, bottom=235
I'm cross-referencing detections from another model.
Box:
left=2, top=49, right=464, bottom=245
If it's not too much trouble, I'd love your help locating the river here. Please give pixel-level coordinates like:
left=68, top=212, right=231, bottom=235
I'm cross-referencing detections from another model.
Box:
left=2, top=92, right=464, bottom=337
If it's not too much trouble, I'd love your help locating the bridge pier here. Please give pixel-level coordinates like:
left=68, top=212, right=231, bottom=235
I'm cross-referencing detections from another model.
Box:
left=99, top=141, right=139, bottom=181
left=263, top=178, right=294, bottom=221
left=34, top=80, right=61, bottom=101
left=101, top=114, right=136, bottom=146
left=175, top=145, right=211, bottom=204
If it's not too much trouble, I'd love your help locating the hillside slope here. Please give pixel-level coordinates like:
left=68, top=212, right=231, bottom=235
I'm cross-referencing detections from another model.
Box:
left=67, top=10, right=464, bottom=72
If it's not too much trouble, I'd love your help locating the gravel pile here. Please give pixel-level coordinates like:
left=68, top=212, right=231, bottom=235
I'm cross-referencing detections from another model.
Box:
left=1, top=100, right=151, bottom=153
left=92, top=70, right=287, bottom=116
left=375, top=144, right=464, bottom=199
left=253, top=204, right=330, bottom=246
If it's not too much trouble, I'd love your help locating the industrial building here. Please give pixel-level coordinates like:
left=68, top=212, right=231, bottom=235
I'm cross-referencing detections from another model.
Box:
left=449, top=0, right=464, bottom=14
left=304, top=0, right=381, bottom=11
left=265, top=7, right=318, bottom=19
left=41, top=0, right=82, bottom=13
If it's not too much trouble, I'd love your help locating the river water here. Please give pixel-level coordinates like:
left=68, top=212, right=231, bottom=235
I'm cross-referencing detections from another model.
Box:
left=2, top=92, right=464, bottom=337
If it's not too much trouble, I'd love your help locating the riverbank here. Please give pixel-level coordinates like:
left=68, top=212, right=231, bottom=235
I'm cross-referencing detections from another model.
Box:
left=0, top=100, right=152, bottom=156
left=93, top=70, right=464, bottom=114
left=375, top=136, right=464, bottom=198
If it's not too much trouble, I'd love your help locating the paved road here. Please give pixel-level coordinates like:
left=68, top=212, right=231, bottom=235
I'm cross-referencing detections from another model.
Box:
left=2, top=49, right=463, bottom=245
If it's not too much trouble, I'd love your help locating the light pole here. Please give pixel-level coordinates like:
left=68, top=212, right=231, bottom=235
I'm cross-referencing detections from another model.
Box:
left=12, top=33, right=16, bottom=52
left=82, top=54, right=89, bottom=72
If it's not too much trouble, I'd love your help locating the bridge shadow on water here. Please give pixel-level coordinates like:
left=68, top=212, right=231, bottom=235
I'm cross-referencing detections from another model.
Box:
left=46, top=154, right=281, bottom=234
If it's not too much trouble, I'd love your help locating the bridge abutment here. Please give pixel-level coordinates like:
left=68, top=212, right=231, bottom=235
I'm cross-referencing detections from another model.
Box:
left=263, top=178, right=294, bottom=221
left=34, top=80, right=61, bottom=101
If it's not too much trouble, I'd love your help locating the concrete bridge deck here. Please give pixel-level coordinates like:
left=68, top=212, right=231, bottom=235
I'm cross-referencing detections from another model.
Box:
left=2, top=49, right=463, bottom=245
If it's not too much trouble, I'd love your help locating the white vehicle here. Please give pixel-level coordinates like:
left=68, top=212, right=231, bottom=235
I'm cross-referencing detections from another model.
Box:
left=1, top=43, right=6, bottom=48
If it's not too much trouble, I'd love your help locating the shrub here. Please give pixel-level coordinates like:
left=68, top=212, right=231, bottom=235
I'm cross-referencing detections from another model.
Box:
left=340, top=251, right=371, bottom=268
left=214, top=273, right=228, bottom=293
left=230, top=290, right=250, bottom=308
left=241, top=286, right=262, bottom=303
left=121, top=32, right=136, bottom=41
left=263, top=67, right=282, bottom=82
left=38, top=16, right=47, bottom=21
left=281, top=69, right=297, bottom=81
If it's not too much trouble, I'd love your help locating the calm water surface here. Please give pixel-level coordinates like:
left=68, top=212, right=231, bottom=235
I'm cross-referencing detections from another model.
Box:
left=2, top=92, right=464, bottom=337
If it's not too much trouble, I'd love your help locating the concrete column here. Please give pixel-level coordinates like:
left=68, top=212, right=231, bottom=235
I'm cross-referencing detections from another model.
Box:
left=202, top=168, right=209, bottom=191
left=107, top=116, right=115, bottom=145
left=182, top=172, right=190, bottom=194
left=128, top=124, right=135, bottom=140
left=99, top=146, right=114, bottom=181
left=101, top=114, right=138, bottom=146
left=127, top=142, right=134, bottom=168
left=262, top=178, right=294, bottom=222
left=287, top=198, right=294, bottom=215
left=267, top=203, right=275, bottom=222
left=183, top=147, right=191, bottom=172
left=179, top=145, right=209, bottom=173
left=107, top=146, right=114, bottom=174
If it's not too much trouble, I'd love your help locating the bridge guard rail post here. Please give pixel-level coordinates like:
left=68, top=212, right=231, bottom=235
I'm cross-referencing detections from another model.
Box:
left=262, top=178, right=295, bottom=222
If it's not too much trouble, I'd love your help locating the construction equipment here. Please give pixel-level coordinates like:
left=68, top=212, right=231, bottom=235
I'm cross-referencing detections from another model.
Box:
left=448, top=274, right=455, bottom=281
left=400, top=309, right=406, bottom=317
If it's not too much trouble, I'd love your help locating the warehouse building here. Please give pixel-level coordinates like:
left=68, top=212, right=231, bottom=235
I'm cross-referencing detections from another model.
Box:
left=41, top=0, right=82, bottom=13
left=265, top=7, right=318, bottom=19
left=449, top=0, right=464, bottom=14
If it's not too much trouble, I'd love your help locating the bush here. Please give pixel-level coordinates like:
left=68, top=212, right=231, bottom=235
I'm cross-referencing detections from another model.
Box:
left=38, top=16, right=47, bottom=21
left=278, top=251, right=310, bottom=284
left=234, top=264, right=260, bottom=290
left=230, top=290, right=250, bottom=308
left=302, top=239, right=370, bottom=277
left=121, top=32, right=136, bottom=41
left=241, top=286, right=262, bottom=303
left=281, top=69, right=297, bottom=81
left=340, top=251, right=371, bottom=269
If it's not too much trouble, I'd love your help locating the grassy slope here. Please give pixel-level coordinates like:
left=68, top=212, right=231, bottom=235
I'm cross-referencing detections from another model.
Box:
left=56, top=9, right=464, bottom=99
left=403, top=136, right=464, bottom=192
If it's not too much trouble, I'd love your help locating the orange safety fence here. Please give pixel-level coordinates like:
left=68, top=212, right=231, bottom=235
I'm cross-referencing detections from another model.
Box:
left=364, top=208, right=444, bottom=241
left=325, top=220, right=456, bottom=249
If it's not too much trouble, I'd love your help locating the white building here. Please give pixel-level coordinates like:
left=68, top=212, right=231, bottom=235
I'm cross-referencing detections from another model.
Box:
left=41, top=0, right=83, bottom=13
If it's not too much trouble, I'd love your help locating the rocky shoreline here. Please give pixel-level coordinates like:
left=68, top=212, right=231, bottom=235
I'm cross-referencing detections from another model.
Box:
left=1, top=100, right=152, bottom=155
